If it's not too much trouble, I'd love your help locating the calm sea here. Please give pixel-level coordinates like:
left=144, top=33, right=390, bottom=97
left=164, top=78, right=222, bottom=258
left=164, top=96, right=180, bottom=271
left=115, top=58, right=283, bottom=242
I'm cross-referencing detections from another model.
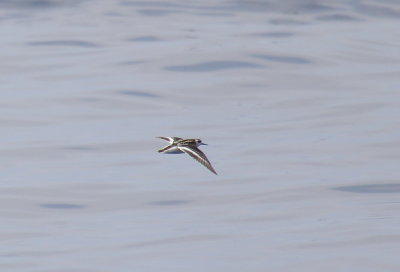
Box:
left=1, top=0, right=400, bottom=271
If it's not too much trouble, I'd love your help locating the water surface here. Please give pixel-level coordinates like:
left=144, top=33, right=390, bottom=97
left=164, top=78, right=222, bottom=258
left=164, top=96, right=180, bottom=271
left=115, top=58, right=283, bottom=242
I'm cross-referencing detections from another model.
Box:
left=1, top=0, right=400, bottom=271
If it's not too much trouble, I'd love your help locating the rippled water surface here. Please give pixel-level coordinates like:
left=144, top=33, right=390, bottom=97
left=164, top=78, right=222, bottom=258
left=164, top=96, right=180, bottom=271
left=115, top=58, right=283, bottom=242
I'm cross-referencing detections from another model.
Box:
left=1, top=0, right=400, bottom=271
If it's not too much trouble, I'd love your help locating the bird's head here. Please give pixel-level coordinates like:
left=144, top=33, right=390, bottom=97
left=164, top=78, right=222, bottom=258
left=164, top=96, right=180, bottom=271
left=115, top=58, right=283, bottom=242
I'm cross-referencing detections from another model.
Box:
left=195, top=139, right=207, bottom=146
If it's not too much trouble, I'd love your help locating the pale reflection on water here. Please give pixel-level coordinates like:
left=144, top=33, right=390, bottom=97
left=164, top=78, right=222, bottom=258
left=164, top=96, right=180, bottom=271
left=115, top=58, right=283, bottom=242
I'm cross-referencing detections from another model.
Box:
left=1, top=0, right=400, bottom=271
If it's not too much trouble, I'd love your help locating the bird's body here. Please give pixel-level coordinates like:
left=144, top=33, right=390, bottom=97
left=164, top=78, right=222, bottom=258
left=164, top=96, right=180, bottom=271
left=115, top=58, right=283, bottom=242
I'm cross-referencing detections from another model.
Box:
left=157, top=136, right=217, bottom=175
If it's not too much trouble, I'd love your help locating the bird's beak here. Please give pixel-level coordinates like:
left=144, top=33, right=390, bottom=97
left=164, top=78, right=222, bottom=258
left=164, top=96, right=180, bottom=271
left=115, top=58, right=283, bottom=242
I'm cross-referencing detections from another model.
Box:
left=202, top=143, right=208, bottom=145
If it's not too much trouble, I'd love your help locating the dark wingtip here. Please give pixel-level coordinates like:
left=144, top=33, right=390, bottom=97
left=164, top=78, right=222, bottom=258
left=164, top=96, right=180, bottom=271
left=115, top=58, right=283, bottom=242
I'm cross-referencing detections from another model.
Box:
left=210, top=168, right=218, bottom=175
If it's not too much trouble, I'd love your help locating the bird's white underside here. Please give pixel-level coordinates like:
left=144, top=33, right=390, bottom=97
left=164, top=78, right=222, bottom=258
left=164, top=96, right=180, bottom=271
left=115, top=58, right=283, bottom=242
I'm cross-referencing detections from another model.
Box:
left=161, top=146, right=184, bottom=154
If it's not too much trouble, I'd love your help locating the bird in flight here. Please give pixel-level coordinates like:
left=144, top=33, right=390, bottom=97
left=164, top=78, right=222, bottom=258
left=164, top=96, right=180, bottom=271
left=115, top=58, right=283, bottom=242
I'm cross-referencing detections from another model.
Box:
left=157, top=136, right=217, bottom=175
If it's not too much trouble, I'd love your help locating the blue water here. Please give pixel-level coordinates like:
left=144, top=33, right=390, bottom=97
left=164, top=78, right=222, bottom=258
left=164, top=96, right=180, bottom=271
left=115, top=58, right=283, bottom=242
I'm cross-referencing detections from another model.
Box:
left=1, top=1, right=400, bottom=271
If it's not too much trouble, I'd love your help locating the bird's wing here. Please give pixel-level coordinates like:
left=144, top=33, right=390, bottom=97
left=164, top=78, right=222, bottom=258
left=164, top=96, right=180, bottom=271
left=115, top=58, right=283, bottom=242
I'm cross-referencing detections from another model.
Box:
left=179, top=146, right=217, bottom=175
left=158, top=144, right=174, bottom=153
left=157, top=136, right=174, bottom=143
left=157, top=136, right=182, bottom=143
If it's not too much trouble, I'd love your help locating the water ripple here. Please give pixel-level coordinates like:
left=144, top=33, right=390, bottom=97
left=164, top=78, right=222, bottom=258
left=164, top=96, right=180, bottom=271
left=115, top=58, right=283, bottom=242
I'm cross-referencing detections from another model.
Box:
left=40, top=203, right=86, bottom=209
left=27, top=40, right=99, bottom=48
left=165, top=60, right=262, bottom=72
left=333, top=184, right=400, bottom=194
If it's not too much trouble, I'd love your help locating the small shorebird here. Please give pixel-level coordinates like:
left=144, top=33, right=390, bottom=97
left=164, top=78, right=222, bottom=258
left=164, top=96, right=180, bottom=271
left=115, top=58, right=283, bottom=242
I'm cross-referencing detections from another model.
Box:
left=157, top=137, right=217, bottom=175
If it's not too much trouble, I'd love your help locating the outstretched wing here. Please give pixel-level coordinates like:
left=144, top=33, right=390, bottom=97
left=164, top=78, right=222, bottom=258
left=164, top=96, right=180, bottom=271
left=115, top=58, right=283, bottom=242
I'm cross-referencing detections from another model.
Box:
left=157, top=136, right=182, bottom=143
left=179, top=146, right=217, bottom=175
